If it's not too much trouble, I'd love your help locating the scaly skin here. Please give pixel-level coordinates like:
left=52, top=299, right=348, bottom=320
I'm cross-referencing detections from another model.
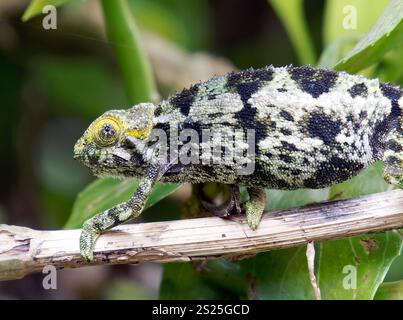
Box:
left=74, top=65, right=402, bottom=261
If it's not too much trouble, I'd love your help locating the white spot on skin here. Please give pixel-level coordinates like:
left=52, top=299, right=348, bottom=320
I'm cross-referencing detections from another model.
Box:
left=113, top=149, right=131, bottom=161
left=118, top=208, right=132, bottom=221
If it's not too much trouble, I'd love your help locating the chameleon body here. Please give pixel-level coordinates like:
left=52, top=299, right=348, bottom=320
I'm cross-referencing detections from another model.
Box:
left=74, top=65, right=403, bottom=261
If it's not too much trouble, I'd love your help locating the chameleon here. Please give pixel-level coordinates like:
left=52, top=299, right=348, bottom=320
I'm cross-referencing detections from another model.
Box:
left=73, top=65, right=402, bottom=261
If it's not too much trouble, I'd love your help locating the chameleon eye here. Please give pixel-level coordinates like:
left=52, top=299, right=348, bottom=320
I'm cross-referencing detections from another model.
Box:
left=92, top=116, right=122, bottom=147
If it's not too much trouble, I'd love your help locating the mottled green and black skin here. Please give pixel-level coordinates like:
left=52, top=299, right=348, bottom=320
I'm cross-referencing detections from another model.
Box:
left=74, top=65, right=403, bottom=261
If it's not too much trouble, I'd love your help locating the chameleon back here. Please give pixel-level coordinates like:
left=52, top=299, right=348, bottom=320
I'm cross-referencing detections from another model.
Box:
left=153, top=65, right=402, bottom=189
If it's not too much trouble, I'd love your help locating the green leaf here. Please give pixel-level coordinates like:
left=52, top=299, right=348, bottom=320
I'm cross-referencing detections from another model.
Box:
left=374, top=280, right=403, bottom=300
left=334, top=0, right=403, bottom=73
left=101, top=0, right=158, bottom=104
left=267, top=0, right=316, bottom=65
left=65, top=178, right=180, bottom=229
left=317, top=232, right=403, bottom=299
left=317, top=35, right=360, bottom=68
left=104, top=278, right=157, bottom=300
left=159, top=263, right=234, bottom=299
left=329, top=162, right=393, bottom=201
left=239, top=247, right=316, bottom=299
left=22, top=0, right=73, bottom=22
left=267, top=188, right=329, bottom=210
left=323, top=0, right=389, bottom=46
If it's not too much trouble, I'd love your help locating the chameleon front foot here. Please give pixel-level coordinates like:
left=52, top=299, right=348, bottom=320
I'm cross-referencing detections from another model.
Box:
left=79, top=220, right=101, bottom=262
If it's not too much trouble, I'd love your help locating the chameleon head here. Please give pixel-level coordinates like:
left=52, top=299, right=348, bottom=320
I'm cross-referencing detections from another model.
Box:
left=73, top=103, right=156, bottom=177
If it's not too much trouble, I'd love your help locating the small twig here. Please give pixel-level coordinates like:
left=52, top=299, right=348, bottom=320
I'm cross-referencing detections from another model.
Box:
left=0, top=190, right=402, bottom=281
left=306, top=242, right=321, bottom=300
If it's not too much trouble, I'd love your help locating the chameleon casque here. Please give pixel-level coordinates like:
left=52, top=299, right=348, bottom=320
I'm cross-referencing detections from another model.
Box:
left=74, top=65, right=403, bottom=261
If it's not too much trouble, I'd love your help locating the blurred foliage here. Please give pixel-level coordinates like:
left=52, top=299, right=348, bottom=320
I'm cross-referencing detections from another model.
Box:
left=374, top=280, right=403, bottom=300
left=22, top=0, right=72, bottom=22
left=101, top=0, right=157, bottom=104
left=323, top=0, right=389, bottom=45
left=0, top=0, right=400, bottom=299
left=334, top=0, right=403, bottom=73
left=267, top=0, right=316, bottom=65
left=104, top=278, right=157, bottom=300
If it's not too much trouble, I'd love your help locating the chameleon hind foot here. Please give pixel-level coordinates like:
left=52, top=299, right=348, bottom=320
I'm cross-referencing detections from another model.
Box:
left=383, top=144, right=403, bottom=189
left=198, top=185, right=266, bottom=229
left=198, top=184, right=242, bottom=217
left=244, top=187, right=266, bottom=230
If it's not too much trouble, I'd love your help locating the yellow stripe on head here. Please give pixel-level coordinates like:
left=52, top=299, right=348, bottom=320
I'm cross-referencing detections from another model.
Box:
left=126, top=123, right=153, bottom=140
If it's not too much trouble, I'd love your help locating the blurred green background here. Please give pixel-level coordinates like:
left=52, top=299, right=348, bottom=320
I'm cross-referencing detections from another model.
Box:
left=0, top=0, right=402, bottom=299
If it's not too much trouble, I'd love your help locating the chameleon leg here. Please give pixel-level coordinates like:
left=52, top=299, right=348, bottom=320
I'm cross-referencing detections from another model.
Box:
left=383, top=153, right=403, bottom=189
left=79, top=165, right=161, bottom=261
left=383, top=133, right=403, bottom=189
left=244, top=187, right=266, bottom=230
left=198, top=184, right=241, bottom=217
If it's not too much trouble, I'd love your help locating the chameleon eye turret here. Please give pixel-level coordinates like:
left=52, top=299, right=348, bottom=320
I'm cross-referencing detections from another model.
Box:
left=75, top=65, right=402, bottom=261
left=92, top=115, right=123, bottom=147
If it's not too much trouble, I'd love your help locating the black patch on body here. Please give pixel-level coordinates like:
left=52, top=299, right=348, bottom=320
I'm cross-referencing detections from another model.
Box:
left=122, top=137, right=136, bottom=149
left=280, top=128, right=292, bottom=136
left=380, top=83, right=401, bottom=126
left=290, top=66, right=338, bottom=98
left=227, top=66, right=274, bottom=128
left=369, top=84, right=402, bottom=158
left=348, top=83, right=368, bottom=98
left=225, top=67, right=274, bottom=153
left=304, top=157, right=364, bottom=188
left=359, top=110, right=368, bottom=118
left=380, top=83, right=402, bottom=102
left=88, top=154, right=99, bottom=166
left=130, top=152, right=145, bottom=167
left=280, top=110, right=294, bottom=121
left=388, top=140, right=402, bottom=152
left=291, top=169, right=302, bottom=176
left=281, top=141, right=298, bottom=151
left=170, top=83, right=199, bottom=117
left=154, top=106, right=163, bottom=117
left=306, top=112, right=342, bottom=145
left=279, top=154, right=293, bottom=163
left=113, top=154, right=129, bottom=166
left=385, top=155, right=400, bottom=167
left=254, top=122, right=268, bottom=151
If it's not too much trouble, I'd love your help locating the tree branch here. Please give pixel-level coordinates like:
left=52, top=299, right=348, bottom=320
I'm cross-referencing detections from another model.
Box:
left=1, top=190, right=402, bottom=281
